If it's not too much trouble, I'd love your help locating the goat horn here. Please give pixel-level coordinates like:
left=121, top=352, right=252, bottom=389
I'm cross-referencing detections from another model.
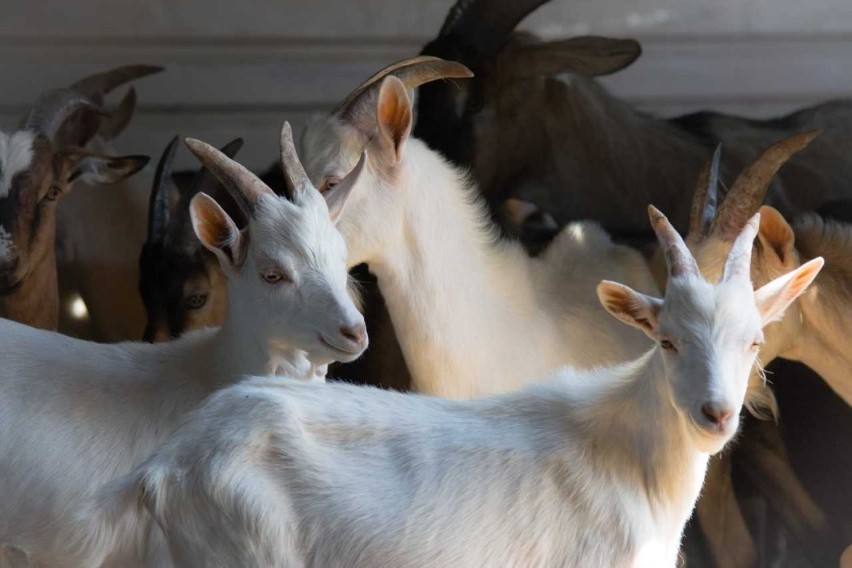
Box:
left=721, top=212, right=760, bottom=283
left=433, top=0, right=550, bottom=57
left=648, top=205, right=699, bottom=280
left=279, top=122, right=313, bottom=201
left=714, top=130, right=821, bottom=241
left=70, top=65, right=164, bottom=99
left=23, top=88, right=102, bottom=140
left=98, top=87, right=137, bottom=141
left=172, top=138, right=245, bottom=250
left=148, top=136, right=180, bottom=245
left=687, top=144, right=721, bottom=242
left=184, top=138, right=274, bottom=219
left=332, top=57, right=472, bottom=133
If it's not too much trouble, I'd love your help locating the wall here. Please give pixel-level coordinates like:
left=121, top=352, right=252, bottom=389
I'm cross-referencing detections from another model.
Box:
left=2, top=0, right=852, bottom=169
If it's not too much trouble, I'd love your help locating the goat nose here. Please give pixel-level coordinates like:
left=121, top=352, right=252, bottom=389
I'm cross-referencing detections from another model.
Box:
left=340, top=322, right=367, bottom=347
left=701, top=403, right=734, bottom=427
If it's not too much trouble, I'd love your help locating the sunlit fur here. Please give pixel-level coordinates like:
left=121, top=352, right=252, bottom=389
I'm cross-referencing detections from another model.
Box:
left=0, top=175, right=365, bottom=567
left=301, top=111, right=658, bottom=399
left=86, top=225, right=819, bottom=567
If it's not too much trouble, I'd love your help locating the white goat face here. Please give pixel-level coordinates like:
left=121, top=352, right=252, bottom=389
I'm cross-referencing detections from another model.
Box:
left=186, top=129, right=368, bottom=366
left=301, top=115, right=400, bottom=267
left=241, top=190, right=366, bottom=364
left=654, top=276, right=763, bottom=452
left=599, top=208, right=823, bottom=455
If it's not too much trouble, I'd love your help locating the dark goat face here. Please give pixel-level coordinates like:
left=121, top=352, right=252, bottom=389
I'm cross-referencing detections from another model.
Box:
left=0, top=131, right=146, bottom=294
left=140, top=242, right=228, bottom=342
left=140, top=136, right=244, bottom=342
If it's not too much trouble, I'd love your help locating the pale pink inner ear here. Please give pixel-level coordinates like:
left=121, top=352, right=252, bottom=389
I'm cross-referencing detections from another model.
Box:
left=190, top=193, right=243, bottom=269
left=377, top=78, right=412, bottom=163
left=755, top=257, right=824, bottom=325
left=597, top=281, right=661, bottom=336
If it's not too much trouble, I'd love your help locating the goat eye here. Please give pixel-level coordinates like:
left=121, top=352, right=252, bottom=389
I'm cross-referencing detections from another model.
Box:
left=751, top=340, right=764, bottom=350
left=660, top=339, right=677, bottom=352
left=185, top=294, right=207, bottom=310
left=321, top=177, right=340, bottom=194
left=262, top=271, right=290, bottom=284
left=44, top=185, right=61, bottom=202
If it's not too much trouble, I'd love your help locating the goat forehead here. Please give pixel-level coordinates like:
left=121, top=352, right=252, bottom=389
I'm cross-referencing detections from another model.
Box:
left=0, top=130, right=35, bottom=199
left=252, top=203, right=345, bottom=268
left=302, top=117, right=363, bottom=179
left=662, top=279, right=759, bottom=342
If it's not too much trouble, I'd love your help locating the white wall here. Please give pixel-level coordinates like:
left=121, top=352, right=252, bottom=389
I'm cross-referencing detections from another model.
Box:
left=2, top=0, right=852, bottom=169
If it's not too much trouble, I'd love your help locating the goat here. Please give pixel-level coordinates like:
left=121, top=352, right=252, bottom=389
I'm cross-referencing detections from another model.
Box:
left=54, top=65, right=164, bottom=341
left=139, top=136, right=245, bottom=342
left=0, top=123, right=367, bottom=567
left=88, top=207, right=823, bottom=567
left=0, top=68, right=154, bottom=330
left=416, top=0, right=852, bottom=240
left=302, top=57, right=659, bottom=399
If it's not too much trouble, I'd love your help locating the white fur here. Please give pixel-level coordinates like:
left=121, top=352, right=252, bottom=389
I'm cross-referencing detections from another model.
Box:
left=301, top=113, right=659, bottom=399
left=88, top=229, right=819, bottom=567
left=0, top=130, right=34, bottom=199
left=0, top=180, right=364, bottom=567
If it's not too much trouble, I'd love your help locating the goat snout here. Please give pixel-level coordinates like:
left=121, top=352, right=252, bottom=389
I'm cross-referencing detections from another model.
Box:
left=340, top=322, right=368, bottom=348
left=700, top=403, right=734, bottom=430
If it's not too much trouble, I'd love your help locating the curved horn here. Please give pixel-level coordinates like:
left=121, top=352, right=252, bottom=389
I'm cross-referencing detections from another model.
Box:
left=147, top=136, right=180, bottom=245
left=279, top=122, right=312, bottom=201
left=721, top=212, right=760, bottom=283
left=333, top=57, right=472, bottom=134
left=184, top=138, right=274, bottom=219
left=70, top=65, right=164, bottom=98
left=23, top=88, right=101, bottom=140
left=714, top=130, right=821, bottom=240
left=171, top=138, right=245, bottom=249
left=648, top=205, right=699, bottom=280
left=326, top=150, right=367, bottom=223
left=687, top=144, right=721, bottom=242
left=433, top=0, right=550, bottom=57
left=98, top=87, right=137, bottom=141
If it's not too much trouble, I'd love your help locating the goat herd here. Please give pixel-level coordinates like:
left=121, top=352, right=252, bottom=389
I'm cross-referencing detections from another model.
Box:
left=1, top=1, right=851, bottom=567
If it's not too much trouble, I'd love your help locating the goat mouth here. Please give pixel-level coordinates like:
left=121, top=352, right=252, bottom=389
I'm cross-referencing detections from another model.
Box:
left=319, top=335, right=362, bottom=356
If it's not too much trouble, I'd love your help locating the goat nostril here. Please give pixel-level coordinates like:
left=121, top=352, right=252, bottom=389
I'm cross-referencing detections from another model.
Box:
left=701, top=403, right=733, bottom=427
left=340, top=323, right=367, bottom=345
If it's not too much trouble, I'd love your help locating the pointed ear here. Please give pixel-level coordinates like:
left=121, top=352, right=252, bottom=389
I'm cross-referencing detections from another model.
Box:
left=757, top=206, right=797, bottom=268
left=597, top=280, right=663, bottom=337
left=754, top=257, right=824, bottom=326
left=189, top=192, right=245, bottom=272
left=326, top=151, right=366, bottom=224
left=60, top=148, right=149, bottom=185
left=511, top=37, right=641, bottom=79
left=376, top=76, right=412, bottom=164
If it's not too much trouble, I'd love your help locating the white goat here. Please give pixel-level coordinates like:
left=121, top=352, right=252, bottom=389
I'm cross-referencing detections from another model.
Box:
left=302, top=57, right=659, bottom=399
left=0, top=123, right=367, bottom=567
left=89, top=207, right=823, bottom=567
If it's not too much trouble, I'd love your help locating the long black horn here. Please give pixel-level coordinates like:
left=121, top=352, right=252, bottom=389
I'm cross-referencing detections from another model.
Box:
left=428, top=0, right=551, bottom=58
left=148, top=136, right=180, bottom=245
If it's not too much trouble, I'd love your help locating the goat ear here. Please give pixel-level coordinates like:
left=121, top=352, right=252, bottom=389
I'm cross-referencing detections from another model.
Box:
left=61, top=148, right=149, bottom=186
left=376, top=76, right=412, bottom=164
left=597, top=280, right=662, bottom=337
left=511, top=37, right=641, bottom=78
left=189, top=192, right=245, bottom=271
left=757, top=206, right=797, bottom=268
left=754, top=257, right=823, bottom=326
